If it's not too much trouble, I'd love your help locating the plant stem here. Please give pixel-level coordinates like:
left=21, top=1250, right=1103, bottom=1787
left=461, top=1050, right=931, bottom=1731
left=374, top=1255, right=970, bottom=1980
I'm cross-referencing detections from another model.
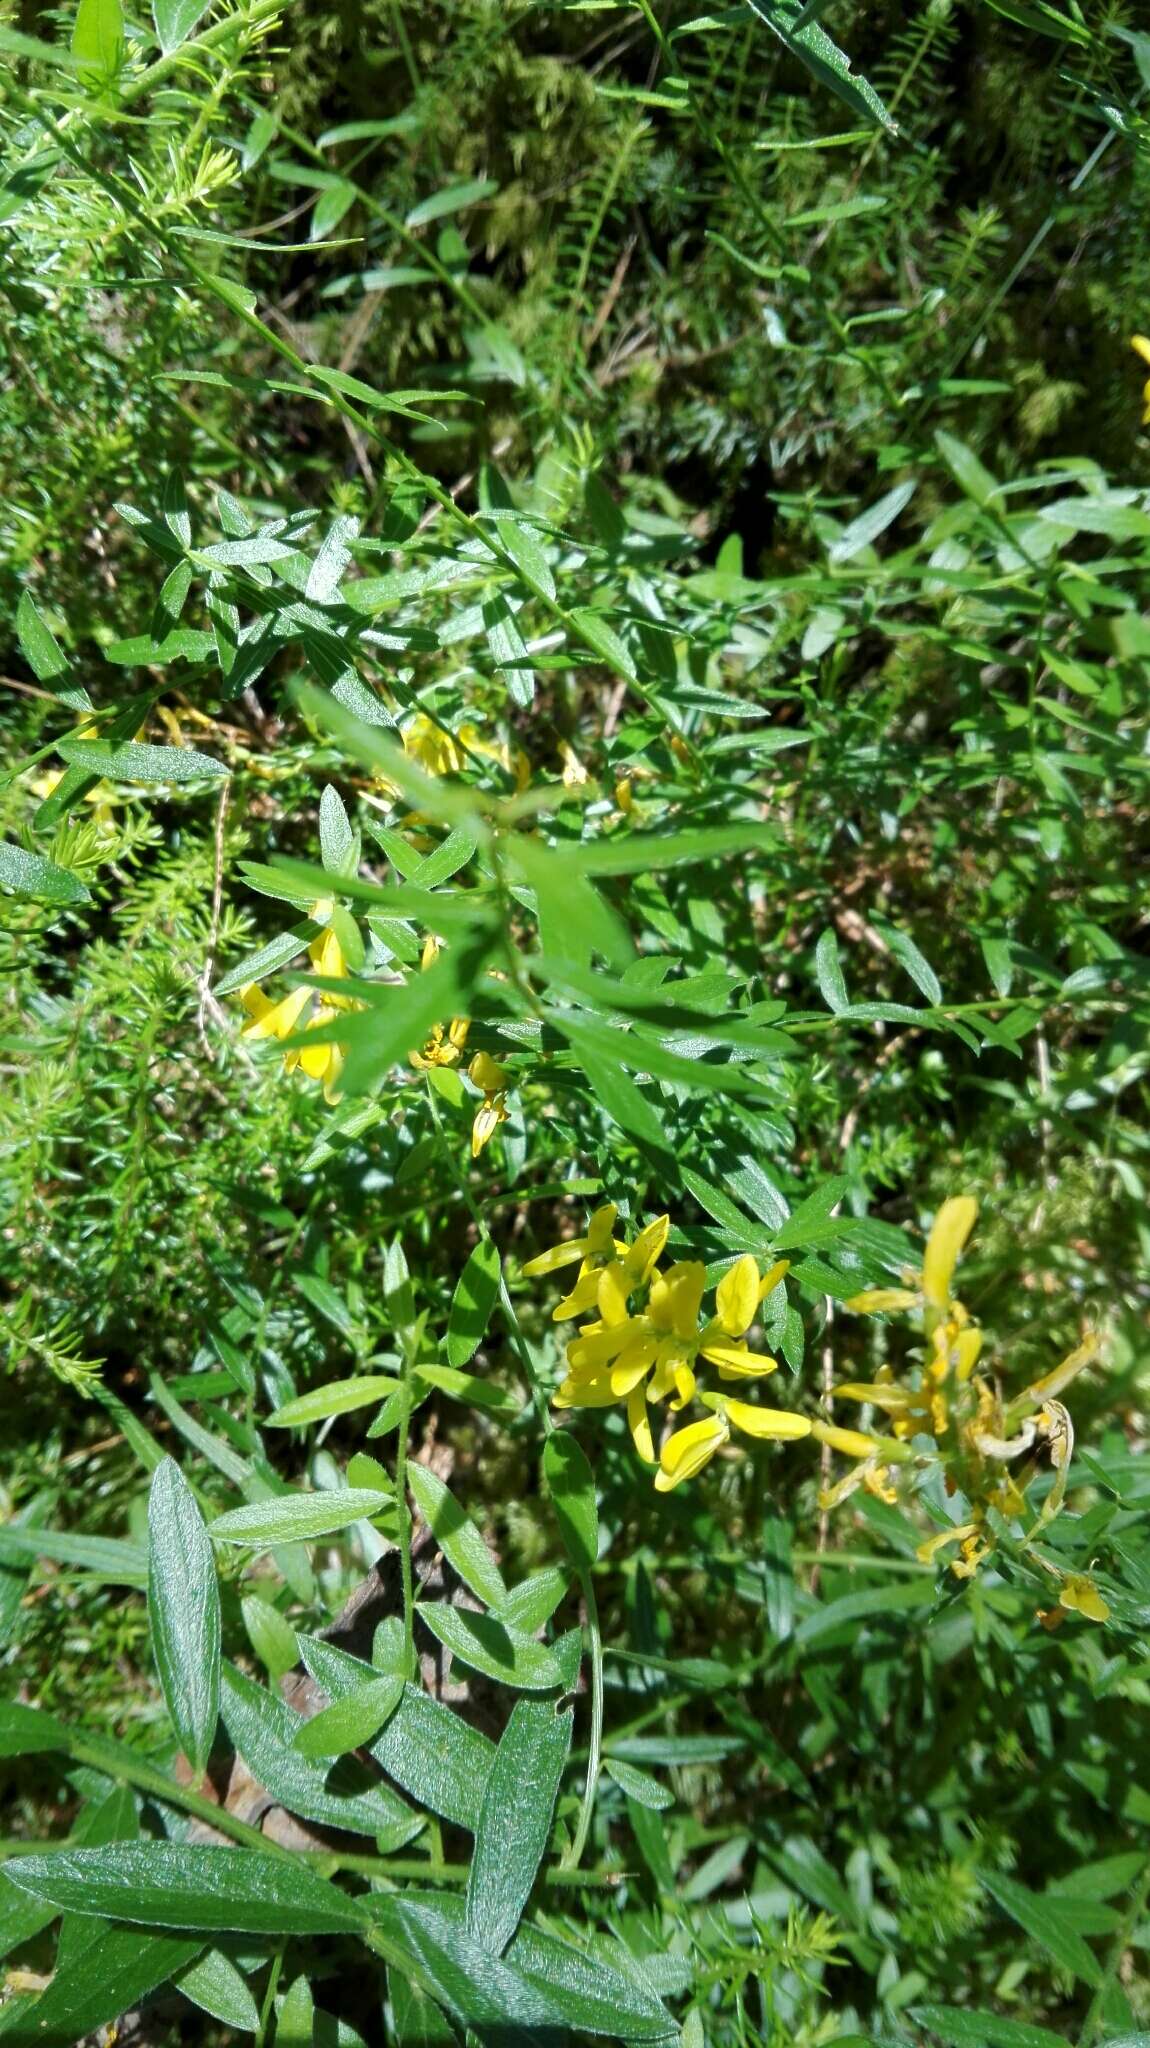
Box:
left=562, top=1568, right=604, bottom=1871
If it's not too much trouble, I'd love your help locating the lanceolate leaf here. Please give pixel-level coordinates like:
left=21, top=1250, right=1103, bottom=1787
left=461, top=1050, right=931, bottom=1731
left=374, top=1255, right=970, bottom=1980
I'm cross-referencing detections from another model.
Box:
left=220, top=1662, right=421, bottom=1843
left=4, top=1845, right=369, bottom=1935
left=446, top=1237, right=501, bottom=1369
left=300, top=1638, right=495, bottom=1831
left=153, top=0, right=211, bottom=53
left=147, top=1457, right=221, bottom=1776
left=0, top=841, right=90, bottom=906
left=416, top=1603, right=564, bottom=1691
left=407, top=1462, right=507, bottom=1609
left=4, top=1919, right=202, bottom=2047
left=466, top=1696, right=573, bottom=1953
left=208, top=1488, right=393, bottom=1546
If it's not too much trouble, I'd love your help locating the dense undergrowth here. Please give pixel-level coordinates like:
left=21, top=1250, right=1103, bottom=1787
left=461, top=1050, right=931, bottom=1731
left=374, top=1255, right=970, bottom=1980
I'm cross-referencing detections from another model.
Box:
left=2, top=1, right=1150, bottom=2044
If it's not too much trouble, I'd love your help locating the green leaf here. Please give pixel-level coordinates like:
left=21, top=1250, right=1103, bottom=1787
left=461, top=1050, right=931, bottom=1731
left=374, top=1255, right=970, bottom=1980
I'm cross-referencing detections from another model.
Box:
left=15, top=591, right=91, bottom=709
left=0, top=1701, right=70, bottom=1757
left=512, top=834, right=632, bottom=972
left=568, top=606, right=636, bottom=679
left=4, top=1844, right=369, bottom=1935
left=312, top=177, right=357, bottom=239
left=604, top=1758, right=674, bottom=1810
left=505, top=1921, right=678, bottom=2040
left=57, top=740, right=226, bottom=783
left=492, top=515, right=556, bottom=602
left=241, top=1595, right=299, bottom=1684
left=827, top=481, right=915, bottom=563
left=153, top=0, right=210, bottom=54
left=220, top=1663, right=421, bottom=1843
left=793, top=1579, right=935, bottom=1648
left=265, top=1376, right=400, bottom=1427
left=214, top=922, right=317, bottom=998
left=277, top=1972, right=316, bottom=2044
left=293, top=1674, right=405, bottom=1759
left=4, top=1920, right=201, bottom=2046
left=72, top=0, right=122, bottom=78
left=370, top=1893, right=568, bottom=2037
left=446, top=1238, right=502, bottom=1369
left=979, top=1870, right=1104, bottom=1986
left=147, top=1457, right=221, bottom=1776
left=483, top=595, right=535, bottom=707
left=814, top=928, right=849, bottom=1013
left=299, top=1638, right=495, bottom=1830
left=746, top=0, right=896, bottom=131
left=466, top=1698, right=573, bottom=1955
left=407, top=1464, right=507, bottom=1608
left=405, top=178, right=498, bottom=227
left=415, top=1362, right=521, bottom=1418
left=543, top=1431, right=599, bottom=1575
left=175, top=1947, right=262, bottom=2033
left=318, top=782, right=356, bottom=874
left=389, top=1968, right=456, bottom=2046
left=0, top=840, right=90, bottom=906
left=492, top=1567, right=569, bottom=1635
left=561, top=824, right=772, bottom=876
left=910, top=2005, right=1074, bottom=2048
left=935, top=429, right=999, bottom=508
left=878, top=923, right=944, bottom=1006
left=209, top=1488, right=393, bottom=1547
left=417, top=1603, right=564, bottom=1691
left=560, top=1017, right=672, bottom=1161
left=0, top=1523, right=146, bottom=1585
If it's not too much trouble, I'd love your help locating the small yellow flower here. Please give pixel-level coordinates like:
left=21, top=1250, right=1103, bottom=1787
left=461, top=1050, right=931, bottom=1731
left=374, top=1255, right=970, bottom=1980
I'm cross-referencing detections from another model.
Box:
left=468, top=1050, right=511, bottom=1158
left=653, top=1413, right=729, bottom=1492
left=702, top=1392, right=812, bottom=1442
left=1051, top=1573, right=1110, bottom=1623
left=239, top=911, right=354, bottom=1104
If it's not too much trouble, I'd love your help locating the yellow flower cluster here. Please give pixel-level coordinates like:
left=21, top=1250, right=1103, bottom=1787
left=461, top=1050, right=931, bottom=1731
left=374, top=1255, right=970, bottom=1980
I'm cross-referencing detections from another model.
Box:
left=523, top=1207, right=816, bottom=1491
left=240, top=908, right=356, bottom=1104
left=835, top=1195, right=1105, bottom=1613
left=409, top=937, right=512, bottom=1157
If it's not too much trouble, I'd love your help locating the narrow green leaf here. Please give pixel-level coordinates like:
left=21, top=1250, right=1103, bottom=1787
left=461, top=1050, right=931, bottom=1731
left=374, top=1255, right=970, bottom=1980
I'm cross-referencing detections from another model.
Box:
left=299, top=1637, right=495, bottom=1830
left=746, top=0, right=896, bottom=130
left=0, top=841, right=90, bottom=906
left=467, top=1697, right=573, bottom=1953
left=209, top=1489, right=393, bottom=1546
left=241, top=1595, right=298, bottom=1684
left=293, top=1674, right=405, bottom=1758
left=6, top=1920, right=201, bottom=2047
left=405, top=178, right=498, bottom=227
left=506, top=1920, right=678, bottom=2040
left=814, top=927, right=849, bottom=1013
left=417, top=1603, right=564, bottom=1691
left=265, top=1377, right=400, bottom=1427
left=72, top=0, right=122, bottom=78
left=389, top=1968, right=456, bottom=2046
left=220, top=1662, right=420, bottom=1843
left=980, top=1870, right=1104, bottom=1986
left=15, top=591, right=92, bottom=709
left=492, top=1567, right=569, bottom=1636
left=911, top=2004, right=1076, bottom=2048
left=827, top=481, right=915, bottom=563
left=4, top=1844, right=369, bottom=1935
left=446, top=1239, right=501, bottom=1369
left=0, top=1701, right=70, bottom=1757
left=407, top=1464, right=507, bottom=1608
left=147, top=1457, right=221, bottom=1775
left=604, top=1758, right=673, bottom=1810
left=175, top=1947, right=262, bottom=2033
left=568, top=606, right=635, bottom=679
left=57, top=740, right=226, bottom=784
left=0, top=1523, right=146, bottom=1585
left=543, top=1431, right=599, bottom=1575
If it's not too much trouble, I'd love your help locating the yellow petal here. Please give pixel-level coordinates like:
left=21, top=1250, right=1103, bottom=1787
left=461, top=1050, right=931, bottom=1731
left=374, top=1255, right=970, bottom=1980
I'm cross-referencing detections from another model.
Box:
left=322, top=1043, right=345, bottom=1104
left=954, top=1326, right=983, bottom=1382
left=715, top=1254, right=760, bottom=1337
left=609, top=1340, right=657, bottom=1398
left=834, top=1381, right=912, bottom=1412
left=420, top=934, right=440, bottom=972
left=308, top=926, right=346, bottom=981
left=916, top=1521, right=979, bottom=1564
left=298, top=1030, right=335, bottom=1080
left=811, top=1419, right=897, bottom=1460
left=626, top=1213, right=670, bottom=1282
left=648, top=1261, right=705, bottom=1340
left=597, top=1261, right=632, bottom=1327
left=240, top=983, right=273, bottom=1023
left=1025, top=1331, right=1100, bottom=1403
left=708, top=1396, right=810, bottom=1442
left=552, top=1271, right=602, bottom=1322
left=1058, top=1574, right=1110, bottom=1623
left=471, top=1099, right=506, bottom=1157
left=844, top=1288, right=920, bottom=1315
left=757, top=1258, right=790, bottom=1303
left=1132, top=333, right=1150, bottom=367
left=628, top=1384, right=655, bottom=1464
left=653, top=1415, right=728, bottom=1491
left=554, top=1371, right=618, bottom=1409
left=566, top=1320, right=643, bottom=1372
left=922, top=1195, right=977, bottom=1310
left=586, top=1204, right=618, bottom=1254
left=521, top=1237, right=591, bottom=1278
left=708, top=1343, right=778, bottom=1381
left=242, top=984, right=310, bottom=1043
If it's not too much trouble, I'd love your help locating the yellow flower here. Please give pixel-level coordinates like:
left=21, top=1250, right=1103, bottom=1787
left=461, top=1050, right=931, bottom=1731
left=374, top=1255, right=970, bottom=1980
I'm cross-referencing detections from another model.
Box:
left=1053, top=1573, right=1110, bottom=1623
left=240, top=913, right=353, bottom=1104
left=653, top=1413, right=729, bottom=1492
left=409, top=937, right=471, bottom=1071
left=701, top=1392, right=812, bottom=1442
left=468, top=1049, right=511, bottom=1158
left=521, top=1204, right=620, bottom=1280
left=1133, top=334, right=1150, bottom=424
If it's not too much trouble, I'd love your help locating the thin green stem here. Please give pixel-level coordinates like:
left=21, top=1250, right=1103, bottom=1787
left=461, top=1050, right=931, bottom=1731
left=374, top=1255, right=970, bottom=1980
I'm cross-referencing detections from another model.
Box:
left=562, top=1569, right=604, bottom=1871
left=393, top=1338, right=417, bottom=1674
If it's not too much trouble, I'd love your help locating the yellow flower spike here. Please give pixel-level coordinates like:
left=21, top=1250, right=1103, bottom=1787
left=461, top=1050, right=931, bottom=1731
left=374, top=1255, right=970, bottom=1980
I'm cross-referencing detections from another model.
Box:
left=845, top=1287, right=920, bottom=1315
left=627, top=1383, right=655, bottom=1464
left=1057, top=1574, right=1110, bottom=1623
left=653, top=1414, right=729, bottom=1492
left=757, top=1258, right=790, bottom=1304
left=715, top=1254, right=761, bottom=1337
left=703, top=1393, right=811, bottom=1442
left=921, top=1195, right=977, bottom=1312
